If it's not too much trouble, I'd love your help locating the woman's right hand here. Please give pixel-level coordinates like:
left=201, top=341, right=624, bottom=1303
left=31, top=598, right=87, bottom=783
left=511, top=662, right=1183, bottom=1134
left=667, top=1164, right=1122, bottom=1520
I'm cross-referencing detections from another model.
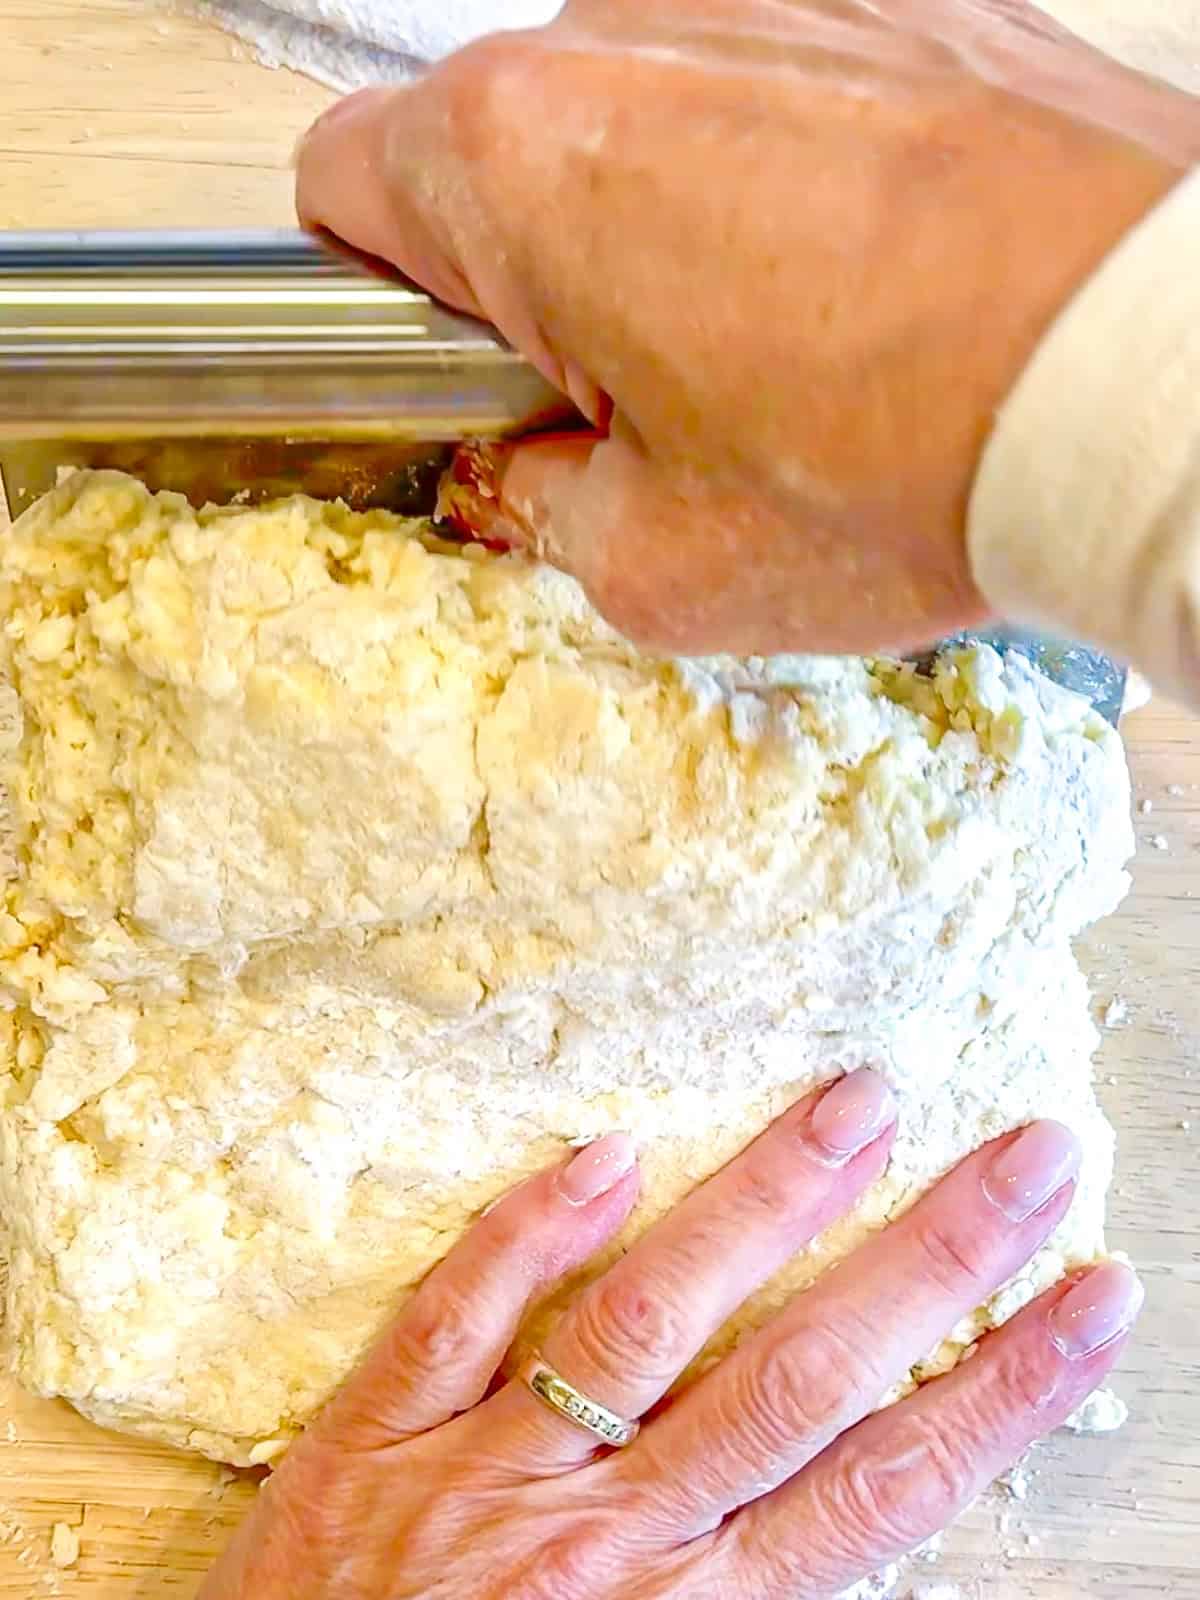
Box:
left=202, top=1069, right=1141, bottom=1599
left=296, top=1, right=1200, bottom=660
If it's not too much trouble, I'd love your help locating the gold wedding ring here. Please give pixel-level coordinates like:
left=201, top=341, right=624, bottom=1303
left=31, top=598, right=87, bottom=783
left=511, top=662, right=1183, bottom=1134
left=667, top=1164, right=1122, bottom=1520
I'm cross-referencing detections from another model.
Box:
left=518, top=1354, right=640, bottom=1449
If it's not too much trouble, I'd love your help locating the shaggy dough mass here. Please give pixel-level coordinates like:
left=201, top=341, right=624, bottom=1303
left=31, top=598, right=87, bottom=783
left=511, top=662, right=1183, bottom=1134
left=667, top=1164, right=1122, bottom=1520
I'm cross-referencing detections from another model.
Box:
left=0, top=472, right=1133, bottom=1466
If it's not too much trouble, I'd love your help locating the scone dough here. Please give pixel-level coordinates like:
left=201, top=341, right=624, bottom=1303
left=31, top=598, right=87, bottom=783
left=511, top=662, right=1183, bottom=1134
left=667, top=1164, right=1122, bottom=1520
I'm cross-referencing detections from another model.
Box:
left=0, top=473, right=1132, bottom=1465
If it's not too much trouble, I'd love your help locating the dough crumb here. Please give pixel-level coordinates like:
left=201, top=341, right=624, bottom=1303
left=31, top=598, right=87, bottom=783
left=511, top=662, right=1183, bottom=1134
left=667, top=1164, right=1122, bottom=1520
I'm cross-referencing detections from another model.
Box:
left=1064, top=1387, right=1129, bottom=1435
left=1000, top=1465, right=1031, bottom=1502
left=208, top=1466, right=239, bottom=1498
left=1102, top=998, right=1128, bottom=1027
left=1122, top=671, right=1153, bottom=714
left=838, top=1568, right=901, bottom=1600
left=49, top=1523, right=79, bottom=1569
left=916, top=1532, right=944, bottom=1563
left=1149, top=834, right=1170, bottom=851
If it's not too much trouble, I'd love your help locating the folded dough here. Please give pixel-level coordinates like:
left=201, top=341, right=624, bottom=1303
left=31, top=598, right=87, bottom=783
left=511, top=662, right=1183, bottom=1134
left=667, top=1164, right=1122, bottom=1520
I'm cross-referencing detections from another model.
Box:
left=0, top=472, right=1132, bottom=1465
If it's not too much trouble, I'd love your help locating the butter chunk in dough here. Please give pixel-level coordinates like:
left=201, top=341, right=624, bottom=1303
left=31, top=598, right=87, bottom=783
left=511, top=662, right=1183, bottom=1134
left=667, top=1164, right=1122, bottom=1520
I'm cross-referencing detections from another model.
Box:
left=0, top=472, right=1132, bottom=1465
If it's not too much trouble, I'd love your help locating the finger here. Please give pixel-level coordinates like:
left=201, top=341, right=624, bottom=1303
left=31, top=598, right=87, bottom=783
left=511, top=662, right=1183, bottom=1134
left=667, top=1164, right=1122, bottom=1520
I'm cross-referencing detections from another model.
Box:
left=296, top=83, right=484, bottom=316
left=435, top=434, right=604, bottom=551
left=313, top=1133, right=638, bottom=1450
left=726, top=1263, right=1144, bottom=1599
left=487, top=1069, right=898, bottom=1470
left=295, top=52, right=576, bottom=397
left=634, top=1119, right=1083, bottom=1528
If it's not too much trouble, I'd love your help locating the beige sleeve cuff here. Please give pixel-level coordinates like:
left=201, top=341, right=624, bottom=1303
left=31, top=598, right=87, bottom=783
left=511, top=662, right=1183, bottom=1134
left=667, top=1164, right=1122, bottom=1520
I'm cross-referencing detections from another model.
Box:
left=967, top=169, right=1200, bottom=708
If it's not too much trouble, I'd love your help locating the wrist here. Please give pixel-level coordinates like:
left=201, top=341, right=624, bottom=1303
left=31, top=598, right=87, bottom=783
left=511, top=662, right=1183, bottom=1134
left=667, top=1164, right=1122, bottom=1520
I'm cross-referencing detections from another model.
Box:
left=944, top=83, right=1191, bottom=540
left=968, top=166, right=1200, bottom=706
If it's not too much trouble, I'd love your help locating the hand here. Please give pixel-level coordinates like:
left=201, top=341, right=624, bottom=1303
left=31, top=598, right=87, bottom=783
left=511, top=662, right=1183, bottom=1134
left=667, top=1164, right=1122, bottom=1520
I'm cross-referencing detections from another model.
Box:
left=295, top=1, right=1198, bottom=659
left=200, top=1070, right=1142, bottom=1599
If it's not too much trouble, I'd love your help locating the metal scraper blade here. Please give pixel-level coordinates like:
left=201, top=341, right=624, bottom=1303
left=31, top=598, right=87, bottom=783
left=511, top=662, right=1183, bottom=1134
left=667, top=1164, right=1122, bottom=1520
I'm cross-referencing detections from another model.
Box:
left=909, top=625, right=1126, bottom=726
left=0, top=228, right=569, bottom=520
left=0, top=229, right=1126, bottom=723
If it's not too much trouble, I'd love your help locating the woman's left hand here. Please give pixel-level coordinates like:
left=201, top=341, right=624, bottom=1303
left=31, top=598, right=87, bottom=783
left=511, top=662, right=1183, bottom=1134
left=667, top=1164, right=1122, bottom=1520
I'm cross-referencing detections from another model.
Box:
left=200, top=1071, right=1140, bottom=1599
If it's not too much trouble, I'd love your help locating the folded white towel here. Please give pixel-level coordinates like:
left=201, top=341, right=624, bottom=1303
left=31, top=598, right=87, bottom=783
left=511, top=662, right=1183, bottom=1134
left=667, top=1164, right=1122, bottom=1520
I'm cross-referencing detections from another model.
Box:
left=194, top=0, right=563, bottom=90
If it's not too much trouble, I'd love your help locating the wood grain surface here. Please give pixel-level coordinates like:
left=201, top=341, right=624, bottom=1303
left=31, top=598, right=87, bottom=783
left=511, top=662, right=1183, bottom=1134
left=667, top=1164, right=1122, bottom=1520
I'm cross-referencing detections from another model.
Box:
left=0, top=4, right=1197, bottom=1595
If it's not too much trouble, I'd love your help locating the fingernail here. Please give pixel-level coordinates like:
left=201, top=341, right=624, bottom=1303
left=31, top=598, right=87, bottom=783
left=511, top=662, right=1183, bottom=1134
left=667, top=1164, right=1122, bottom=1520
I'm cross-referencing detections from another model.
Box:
left=557, top=1133, right=637, bottom=1206
left=809, top=1069, right=897, bottom=1166
left=562, top=359, right=604, bottom=425
left=982, top=1121, right=1081, bottom=1222
left=1051, top=1262, right=1144, bottom=1359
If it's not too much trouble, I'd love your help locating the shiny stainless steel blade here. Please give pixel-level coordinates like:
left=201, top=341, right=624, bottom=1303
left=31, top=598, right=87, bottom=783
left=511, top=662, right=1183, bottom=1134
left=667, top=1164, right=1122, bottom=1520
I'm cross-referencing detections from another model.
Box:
left=909, top=626, right=1126, bottom=726
left=0, top=228, right=567, bottom=517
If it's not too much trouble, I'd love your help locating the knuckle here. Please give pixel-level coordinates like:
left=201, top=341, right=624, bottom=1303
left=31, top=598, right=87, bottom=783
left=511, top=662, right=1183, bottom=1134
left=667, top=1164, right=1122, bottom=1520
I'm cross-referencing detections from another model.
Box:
left=737, top=1320, right=883, bottom=1453
left=827, top=1413, right=975, bottom=1554
left=911, top=1213, right=994, bottom=1297
left=730, top=1158, right=809, bottom=1227
left=443, top=34, right=552, bottom=164
left=991, top=1335, right=1063, bottom=1419
left=393, top=1281, right=478, bottom=1370
left=572, top=1271, right=693, bottom=1384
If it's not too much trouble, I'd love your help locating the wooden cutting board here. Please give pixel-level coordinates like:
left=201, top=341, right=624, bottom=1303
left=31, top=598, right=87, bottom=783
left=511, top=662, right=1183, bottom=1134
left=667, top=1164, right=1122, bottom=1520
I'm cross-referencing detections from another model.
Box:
left=1, top=4, right=1197, bottom=1595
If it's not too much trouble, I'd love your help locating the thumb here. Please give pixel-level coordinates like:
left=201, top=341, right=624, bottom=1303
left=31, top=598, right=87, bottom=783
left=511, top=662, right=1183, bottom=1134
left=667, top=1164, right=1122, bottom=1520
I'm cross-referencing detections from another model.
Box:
left=436, top=432, right=604, bottom=555
left=437, top=424, right=756, bottom=656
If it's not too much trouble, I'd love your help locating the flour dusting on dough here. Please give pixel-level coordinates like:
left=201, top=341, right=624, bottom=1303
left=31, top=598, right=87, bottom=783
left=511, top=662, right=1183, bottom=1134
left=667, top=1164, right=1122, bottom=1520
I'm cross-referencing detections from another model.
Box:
left=0, top=473, right=1132, bottom=1465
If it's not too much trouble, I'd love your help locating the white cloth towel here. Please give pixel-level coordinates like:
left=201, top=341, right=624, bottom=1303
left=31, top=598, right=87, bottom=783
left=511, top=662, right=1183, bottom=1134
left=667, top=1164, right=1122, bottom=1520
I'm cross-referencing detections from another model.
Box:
left=193, top=0, right=562, bottom=90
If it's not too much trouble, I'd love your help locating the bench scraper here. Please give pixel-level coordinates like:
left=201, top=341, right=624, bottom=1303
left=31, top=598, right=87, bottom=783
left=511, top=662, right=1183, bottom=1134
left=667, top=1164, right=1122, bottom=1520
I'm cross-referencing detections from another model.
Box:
left=0, top=228, right=1125, bottom=724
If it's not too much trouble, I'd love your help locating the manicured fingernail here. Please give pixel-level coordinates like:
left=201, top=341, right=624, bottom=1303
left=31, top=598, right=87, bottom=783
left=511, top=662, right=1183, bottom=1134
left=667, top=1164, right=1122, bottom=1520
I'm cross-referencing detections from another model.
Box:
left=809, top=1069, right=897, bottom=1165
left=982, top=1121, right=1081, bottom=1222
left=1051, top=1262, right=1144, bottom=1359
left=557, top=1133, right=637, bottom=1206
